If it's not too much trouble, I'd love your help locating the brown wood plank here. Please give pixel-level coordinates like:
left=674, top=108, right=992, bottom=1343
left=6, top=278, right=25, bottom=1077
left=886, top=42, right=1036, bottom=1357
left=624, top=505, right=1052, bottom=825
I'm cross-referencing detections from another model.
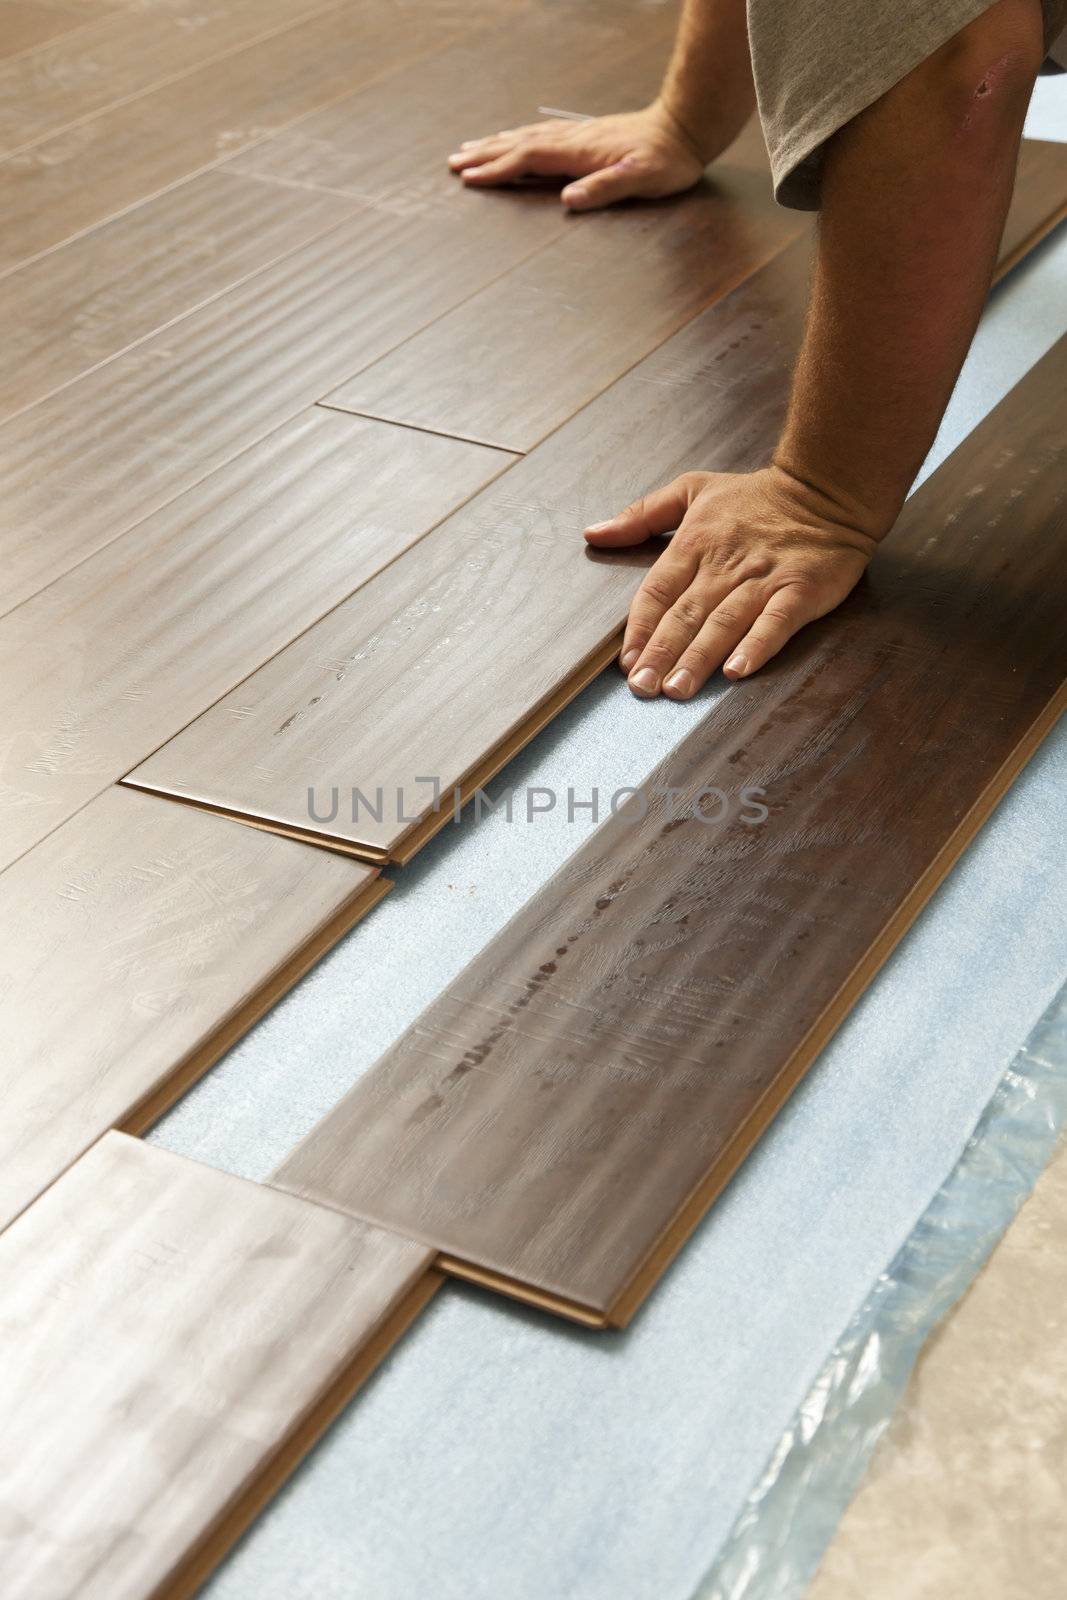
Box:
left=321, top=130, right=801, bottom=451
left=0, top=0, right=90, bottom=64
left=224, top=0, right=678, bottom=205
left=128, top=161, right=1067, bottom=864
left=0, top=785, right=385, bottom=1235
left=318, top=136, right=1067, bottom=451
left=0, top=0, right=347, bottom=158
left=0, top=169, right=350, bottom=423
left=0, top=1132, right=437, bottom=1600
left=0, top=0, right=458, bottom=277
left=0, top=408, right=508, bottom=872
left=0, top=198, right=552, bottom=614
left=270, top=330, right=1067, bottom=1327
left=124, top=242, right=812, bottom=858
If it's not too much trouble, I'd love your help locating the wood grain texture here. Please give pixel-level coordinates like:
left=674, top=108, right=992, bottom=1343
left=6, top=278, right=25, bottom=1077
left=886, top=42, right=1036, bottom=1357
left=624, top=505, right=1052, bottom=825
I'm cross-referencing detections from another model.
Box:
left=225, top=0, right=679, bottom=207
left=0, top=408, right=507, bottom=871
left=0, top=1132, right=437, bottom=1600
left=0, top=0, right=458, bottom=277
left=125, top=243, right=810, bottom=858
left=320, top=136, right=1067, bottom=451
left=0, top=1, right=89, bottom=65
left=271, top=331, right=1067, bottom=1326
left=0, top=785, right=384, bottom=1234
left=0, top=169, right=350, bottom=423
left=0, top=0, right=340, bottom=159
left=127, top=149, right=1067, bottom=862
left=0, top=195, right=550, bottom=613
left=321, top=130, right=802, bottom=451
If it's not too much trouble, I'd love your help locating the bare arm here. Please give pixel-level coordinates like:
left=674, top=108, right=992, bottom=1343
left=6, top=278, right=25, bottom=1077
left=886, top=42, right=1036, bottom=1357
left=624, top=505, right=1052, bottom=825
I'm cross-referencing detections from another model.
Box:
left=448, top=0, right=753, bottom=210
left=585, top=0, right=1044, bottom=697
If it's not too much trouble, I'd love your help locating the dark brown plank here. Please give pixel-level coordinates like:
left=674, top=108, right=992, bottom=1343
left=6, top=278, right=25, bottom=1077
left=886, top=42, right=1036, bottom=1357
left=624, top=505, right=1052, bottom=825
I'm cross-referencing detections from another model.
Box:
left=0, top=785, right=384, bottom=1235
left=271, top=331, right=1067, bottom=1328
left=0, top=0, right=342, bottom=158
left=0, top=1132, right=437, bottom=1600
left=0, top=407, right=508, bottom=872
left=0, top=196, right=548, bottom=613
left=320, top=136, right=1067, bottom=451
left=127, top=152, right=1067, bottom=863
left=0, top=0, right=457, bottom=277
left=124, top=242, right=812, bottom=858
left=321, top=130, right=801, bottom=451
left=0, top=170, right=349, bottom=423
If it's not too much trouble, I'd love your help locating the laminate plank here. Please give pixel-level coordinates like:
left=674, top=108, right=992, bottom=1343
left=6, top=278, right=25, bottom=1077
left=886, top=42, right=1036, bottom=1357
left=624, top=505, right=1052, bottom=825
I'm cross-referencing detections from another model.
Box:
left=0, top=0, right=459, bottom=277
left=0, top=409, right=507, bottom=871
left=271, top=330, right=1067, bottom=1328
left=225, top=0, right=679, bottom=208
left=0, top=0, right=345, bottom=159
left=0, top=197, right=550, bottom=613
left=0, top=1132, right=437, bottom=1600
left=319, top=137, right=1067, bottom=451
left=0, top=785, right=385, bottom=1234
left=0, top=169, right=349, bottom=422
left=0, top=0, right=89, bottom=64
left=128, top=163, right=1067, bottom=864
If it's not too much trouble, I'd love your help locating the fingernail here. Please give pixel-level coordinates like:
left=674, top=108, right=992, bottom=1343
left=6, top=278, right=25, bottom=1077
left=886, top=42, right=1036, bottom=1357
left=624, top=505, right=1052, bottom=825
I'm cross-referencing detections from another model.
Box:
left=585, top=520, right=614, bottom=533
left=664, top=669, right=694, bottom=699
left=460, top=141, right=477, bottom=148
left=629, top=667, right=660, bottom=696
left=619, top=647, right=639, bottom=671
left=448, top=153, right=463, bottom=164
left=724, top=653, right=748, bottom=678
left=564, top=185, right=587, bottom=206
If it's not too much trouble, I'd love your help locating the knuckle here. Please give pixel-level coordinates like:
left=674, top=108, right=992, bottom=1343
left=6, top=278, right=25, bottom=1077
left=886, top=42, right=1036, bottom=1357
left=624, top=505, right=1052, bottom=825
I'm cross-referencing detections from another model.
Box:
left=640, top=572, right=681, bottom=608
left=669, top=593, right=707, bottom=630
left=710, top=602, right=746, bottom=631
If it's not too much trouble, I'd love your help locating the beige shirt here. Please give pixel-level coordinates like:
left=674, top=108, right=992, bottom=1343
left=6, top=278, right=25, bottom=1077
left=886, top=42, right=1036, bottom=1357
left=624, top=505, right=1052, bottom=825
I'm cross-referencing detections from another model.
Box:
left=749, top=0, right=1067, bottom=209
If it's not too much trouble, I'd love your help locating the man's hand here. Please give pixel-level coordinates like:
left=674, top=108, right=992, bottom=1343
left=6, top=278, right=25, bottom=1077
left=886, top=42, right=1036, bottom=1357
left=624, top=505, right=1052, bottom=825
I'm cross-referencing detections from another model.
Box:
left=447, top=103, right=706, bottom=211
left=584, top=467, right=878, bottom=697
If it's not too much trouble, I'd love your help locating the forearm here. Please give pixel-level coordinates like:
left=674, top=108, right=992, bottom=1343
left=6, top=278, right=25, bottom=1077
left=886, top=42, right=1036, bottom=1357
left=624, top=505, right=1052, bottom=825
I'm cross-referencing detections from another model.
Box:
left=657, top=0, right=755, bottom=160
left=775, top=0, right=1043, bottom=539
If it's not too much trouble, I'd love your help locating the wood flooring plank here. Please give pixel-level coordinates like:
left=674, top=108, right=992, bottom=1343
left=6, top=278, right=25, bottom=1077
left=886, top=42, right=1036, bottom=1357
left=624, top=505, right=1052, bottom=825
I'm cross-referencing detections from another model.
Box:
left=128, top=165, right=1067, bottom=864
left=0, top=169, right=350, bottom=422
left=0, top=1132, right=437, bottom=1600
left=0, top=408, right=507, bottom=871
left=0, top=0, right=90, bottom=64
left=0, top=197, right=552, bottom=613
left=0, top=0, right=460, bottom=277
left=270, top=332, right=1067, bottom=1326
left=319, top=137, right=1067, bottom=452
left=0, top=0, right=348, bottom=159
left=0, top=785, right=385, bottom=1234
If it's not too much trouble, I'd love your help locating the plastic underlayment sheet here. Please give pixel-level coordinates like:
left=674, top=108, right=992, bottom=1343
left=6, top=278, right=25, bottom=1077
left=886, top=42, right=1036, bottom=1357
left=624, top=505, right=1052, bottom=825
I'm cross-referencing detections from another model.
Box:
left=151, top=87, right=1067, bottom=1600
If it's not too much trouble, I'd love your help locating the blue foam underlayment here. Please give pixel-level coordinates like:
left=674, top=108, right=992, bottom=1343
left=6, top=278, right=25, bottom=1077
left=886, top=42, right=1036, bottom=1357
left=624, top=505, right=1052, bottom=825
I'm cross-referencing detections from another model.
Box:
left=150, top=98, right=1067, bottom=1600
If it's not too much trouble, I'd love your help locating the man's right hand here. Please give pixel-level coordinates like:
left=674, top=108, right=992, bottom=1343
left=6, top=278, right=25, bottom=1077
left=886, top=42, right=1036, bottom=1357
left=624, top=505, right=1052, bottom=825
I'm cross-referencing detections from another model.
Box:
left=447, top=102, right=707, bottom=211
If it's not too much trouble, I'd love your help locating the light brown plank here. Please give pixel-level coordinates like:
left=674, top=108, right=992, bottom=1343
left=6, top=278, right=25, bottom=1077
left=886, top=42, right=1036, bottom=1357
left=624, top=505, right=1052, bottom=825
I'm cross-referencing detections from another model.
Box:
left=0, top=408, right=507, bottom=871
left=0, top=0, right=89, bottom=63
left=0, top=1132, right=437, bottom=1600
left=0, top=169, right=350, bottom=422
left=0, top=0, right=458, bottom=277
left=0, top=785, right=385, bottom=1234
left=0, top=0, right=347, bottom=158
left=319, top=136, right=1064, bottom=452
left=0, top=196, right=552, bottom=614
left=320, top=133, right=798, bottom=453
left=128, top=150, right=1067, bottom=864
left=272, top=333, right=1067, bottom=1327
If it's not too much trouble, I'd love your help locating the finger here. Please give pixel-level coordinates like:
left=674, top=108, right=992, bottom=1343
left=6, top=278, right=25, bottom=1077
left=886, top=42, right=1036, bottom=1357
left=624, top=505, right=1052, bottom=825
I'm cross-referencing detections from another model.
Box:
left=629, top=581, right=754, bottom=699
left=583, top=477, right=694, bottom=549
left=618, top=549, right=703, bottom=679
left=562, top=158, right=648, bottom=211
left=723, top=584, right=821, bottom=679
left=448, top=138, right=515, bottom=171
left=661, top=586, right=766, bottom=699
